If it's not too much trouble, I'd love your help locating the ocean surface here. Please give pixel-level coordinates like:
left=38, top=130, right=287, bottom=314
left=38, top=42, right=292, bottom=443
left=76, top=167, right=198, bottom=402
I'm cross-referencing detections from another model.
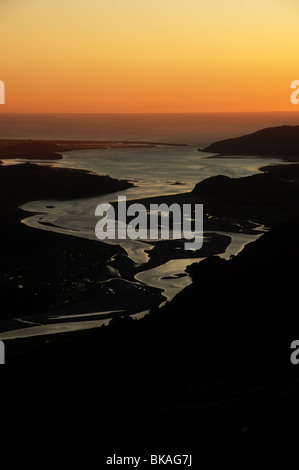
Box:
left=1, top=112, right=299, bottom=144
left=0, top=112, right=298, bottom=338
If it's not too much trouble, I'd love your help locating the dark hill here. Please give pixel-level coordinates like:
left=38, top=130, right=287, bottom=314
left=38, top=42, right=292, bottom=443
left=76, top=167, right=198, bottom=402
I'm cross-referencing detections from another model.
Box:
left=201, top=125, right=299, bottom=159
left=191, top=163, right=299, bottom=227
left=0, top=162, right=133, bottom=204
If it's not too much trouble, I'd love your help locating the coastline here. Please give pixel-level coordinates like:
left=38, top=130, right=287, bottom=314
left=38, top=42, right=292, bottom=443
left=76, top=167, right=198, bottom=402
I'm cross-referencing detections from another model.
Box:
left=0, top=138, right=188, bottom=161
left=0, top=151, right=272, bottom=337
left=1, top=155, right=296, bottom=338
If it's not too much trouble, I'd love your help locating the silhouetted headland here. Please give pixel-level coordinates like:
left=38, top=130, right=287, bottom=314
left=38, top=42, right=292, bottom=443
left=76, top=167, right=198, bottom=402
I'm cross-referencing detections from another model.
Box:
left=0, top=162, right=133, bottom=204
left=201, top=125, right=299, bottom=160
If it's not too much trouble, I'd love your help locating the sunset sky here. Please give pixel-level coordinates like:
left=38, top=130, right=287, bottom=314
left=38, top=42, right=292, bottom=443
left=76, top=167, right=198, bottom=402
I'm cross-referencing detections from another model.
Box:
left=1, top=0, right=299, bottom=113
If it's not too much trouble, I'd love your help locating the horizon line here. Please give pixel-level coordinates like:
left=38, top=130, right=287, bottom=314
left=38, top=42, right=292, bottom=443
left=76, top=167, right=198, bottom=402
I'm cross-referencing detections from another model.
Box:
left=0, top=110, right=299, bottom=116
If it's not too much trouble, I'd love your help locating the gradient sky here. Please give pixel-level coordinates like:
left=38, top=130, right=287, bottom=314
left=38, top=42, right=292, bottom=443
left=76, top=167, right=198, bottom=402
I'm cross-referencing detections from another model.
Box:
left=1, top=0, right=299, bottom=113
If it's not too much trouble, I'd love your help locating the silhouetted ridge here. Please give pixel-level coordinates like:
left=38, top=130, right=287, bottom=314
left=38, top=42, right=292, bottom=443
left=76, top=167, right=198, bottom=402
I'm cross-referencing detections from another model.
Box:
left=0, top=163, right=133, bottom=204
left=201, top=125, right=299, bottom=158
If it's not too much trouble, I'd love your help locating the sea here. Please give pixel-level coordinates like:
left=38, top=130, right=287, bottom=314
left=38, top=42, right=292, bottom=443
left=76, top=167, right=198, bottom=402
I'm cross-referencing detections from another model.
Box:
left=1, top=112, right=299, bottom=144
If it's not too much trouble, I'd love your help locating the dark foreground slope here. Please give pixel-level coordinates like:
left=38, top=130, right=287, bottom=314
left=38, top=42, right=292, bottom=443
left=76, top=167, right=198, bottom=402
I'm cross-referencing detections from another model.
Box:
left=201, top=125, right=299, bottom=160
left=2, top=218, right=299, bottom=459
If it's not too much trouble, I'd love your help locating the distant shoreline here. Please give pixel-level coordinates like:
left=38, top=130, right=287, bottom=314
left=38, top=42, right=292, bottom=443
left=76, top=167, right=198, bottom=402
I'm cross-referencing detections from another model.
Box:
left=0, top=138, right=189, bottom=161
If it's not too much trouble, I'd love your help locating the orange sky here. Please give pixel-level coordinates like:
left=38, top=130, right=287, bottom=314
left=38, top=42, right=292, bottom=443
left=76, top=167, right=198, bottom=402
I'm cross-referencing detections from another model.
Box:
left=1, top=0, right=299, bottom=113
